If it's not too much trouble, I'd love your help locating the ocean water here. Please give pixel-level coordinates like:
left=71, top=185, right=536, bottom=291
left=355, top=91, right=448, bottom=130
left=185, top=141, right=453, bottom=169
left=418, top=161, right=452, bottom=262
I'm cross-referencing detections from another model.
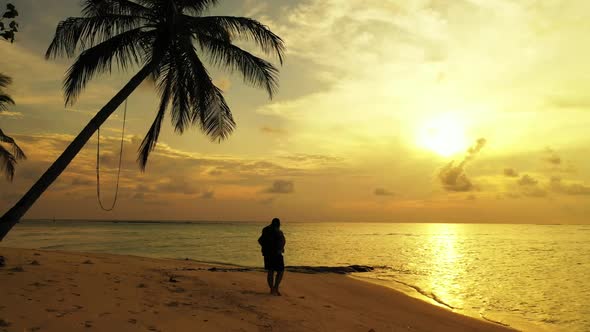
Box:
left=2, top=221, right=588, bottom=331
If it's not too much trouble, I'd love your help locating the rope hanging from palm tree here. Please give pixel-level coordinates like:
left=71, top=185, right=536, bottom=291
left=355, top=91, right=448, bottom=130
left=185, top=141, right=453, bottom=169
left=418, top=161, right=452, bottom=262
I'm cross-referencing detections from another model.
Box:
left=96, top=99, right=127, bottom=212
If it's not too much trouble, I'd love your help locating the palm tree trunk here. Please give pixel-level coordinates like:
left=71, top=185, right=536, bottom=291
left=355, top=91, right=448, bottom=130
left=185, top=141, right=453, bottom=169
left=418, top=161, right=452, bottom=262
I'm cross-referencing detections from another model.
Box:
left=0, top=64, right=154, bottom=241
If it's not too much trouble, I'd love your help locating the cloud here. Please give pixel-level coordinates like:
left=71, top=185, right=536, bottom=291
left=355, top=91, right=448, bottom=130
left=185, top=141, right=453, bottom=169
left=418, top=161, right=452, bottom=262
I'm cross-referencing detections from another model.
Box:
left=438, top=138, right=486, bottom=192
left=155, top=178, right=199, bottom=195
left=132, top=192, right=145, bottom=200
left=71, top=177, right=93, bottom=186
left=200, top=190, right=215, bottom=199
left=135, top=184, right=151, bottom=192
left=260, top=126, right=287, bottom=135
left=522, top=187, right=548, bottom=198
left=374, top=188, right=394, bottom=196
left=544, top=148, right=561, bottom=165
left=207, top=168, right=223, bottom=176
left=517, top=174, right=538, bottom=186
left=2, top=133, right=347, bottom=219
left=510, top=174, right=546, bottom=198
left=503, top=168, right=519, bottom=177
left=0, top=111, right=23, bottom=118
left=259, top=197, right=276, bottom=205
left=439, top=162, right=474, bottom=192
left=264, top=180, right=294, bottom=194
left=466, top=138, right=487, bottom=161
left=550, top=177, right=590, bottom=196
left=549, top=96, right=590, bottom=110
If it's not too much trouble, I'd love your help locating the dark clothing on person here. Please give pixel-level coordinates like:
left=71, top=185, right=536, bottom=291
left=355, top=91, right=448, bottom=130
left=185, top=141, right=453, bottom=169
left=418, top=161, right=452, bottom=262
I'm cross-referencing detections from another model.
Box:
left=258, top=219, right=286, bottom=295
left=258, top=225, right=286, bottom=271
left=258, top=225, right=286, bottom=256
left=263, top=254, right=285, bottom=271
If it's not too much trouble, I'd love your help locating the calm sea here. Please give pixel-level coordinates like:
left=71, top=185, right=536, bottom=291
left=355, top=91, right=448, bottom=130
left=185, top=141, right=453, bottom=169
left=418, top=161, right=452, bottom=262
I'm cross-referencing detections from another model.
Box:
left=2, top=221, right=588, bottom=331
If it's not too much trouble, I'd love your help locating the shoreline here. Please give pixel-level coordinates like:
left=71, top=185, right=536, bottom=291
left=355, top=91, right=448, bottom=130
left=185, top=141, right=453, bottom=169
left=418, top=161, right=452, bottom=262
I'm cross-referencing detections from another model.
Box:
left=0, top=247, right=517, bottom=332
left=351, top=275, right=546, bottom=332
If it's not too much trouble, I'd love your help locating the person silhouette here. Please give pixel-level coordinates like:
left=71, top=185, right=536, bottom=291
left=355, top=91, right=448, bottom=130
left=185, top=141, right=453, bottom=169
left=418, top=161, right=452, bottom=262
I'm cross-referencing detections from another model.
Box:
left=258, top=218, right=286, bottom=295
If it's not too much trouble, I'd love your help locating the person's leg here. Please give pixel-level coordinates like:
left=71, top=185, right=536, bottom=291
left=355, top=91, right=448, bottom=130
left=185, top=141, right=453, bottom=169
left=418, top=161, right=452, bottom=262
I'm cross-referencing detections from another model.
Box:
left=273, top=270, right=284, bottom=296
left=267, top=270, right=275, bottom=293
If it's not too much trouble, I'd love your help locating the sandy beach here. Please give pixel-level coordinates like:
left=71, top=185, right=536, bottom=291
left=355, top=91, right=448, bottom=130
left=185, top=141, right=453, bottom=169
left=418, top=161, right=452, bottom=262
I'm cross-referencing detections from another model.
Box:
left=0, top=247, right=516, bottom=332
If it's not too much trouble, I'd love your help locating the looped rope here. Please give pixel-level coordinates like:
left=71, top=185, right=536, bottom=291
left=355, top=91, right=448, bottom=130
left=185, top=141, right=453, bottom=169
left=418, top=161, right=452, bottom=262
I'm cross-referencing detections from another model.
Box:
left=96, top=99, right=127, bottom=212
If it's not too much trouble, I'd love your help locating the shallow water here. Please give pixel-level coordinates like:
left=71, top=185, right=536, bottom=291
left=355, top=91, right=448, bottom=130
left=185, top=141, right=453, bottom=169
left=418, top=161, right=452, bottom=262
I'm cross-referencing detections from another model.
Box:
left=2, top=221, right=588, bottom=331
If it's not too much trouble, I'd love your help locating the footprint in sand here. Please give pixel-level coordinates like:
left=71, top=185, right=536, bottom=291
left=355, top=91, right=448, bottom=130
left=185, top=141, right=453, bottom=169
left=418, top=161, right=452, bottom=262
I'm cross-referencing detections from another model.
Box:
left=169, top=287, right=185, bottom=293
left=29, top=282, right=46, bottom=288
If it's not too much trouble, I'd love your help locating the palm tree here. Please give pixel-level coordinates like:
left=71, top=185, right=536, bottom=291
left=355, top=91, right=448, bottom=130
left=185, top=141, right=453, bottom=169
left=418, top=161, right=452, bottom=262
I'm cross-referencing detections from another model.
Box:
left=0, top=0, right=284, bottom=240
left=0, top=73, right=26, bottom=181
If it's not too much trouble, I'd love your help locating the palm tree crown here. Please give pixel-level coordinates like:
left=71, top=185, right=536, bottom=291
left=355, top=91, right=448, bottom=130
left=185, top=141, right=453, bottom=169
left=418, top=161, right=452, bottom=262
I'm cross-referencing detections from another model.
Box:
left=0, top=73, right=26, bottom=181
left=46, top=0, right=284, bottom=169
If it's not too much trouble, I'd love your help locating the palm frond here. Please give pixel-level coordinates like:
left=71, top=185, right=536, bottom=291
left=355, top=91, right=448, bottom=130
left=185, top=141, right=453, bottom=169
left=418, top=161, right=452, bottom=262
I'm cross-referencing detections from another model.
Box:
left=191, top=16, right=284, bottom=64
left=82, top=0, right=151, bottom=17
left=169, top=52, right=193, bottom=134
left=196, top=34, right=279, bottom=98
left=0, top=144, right=17, bottom=181
left=202, top=86, right=235, bottom=141
left=177, top=0, right=218, bottom=15
left=177, top=39, right=235, bottom=140
left=0, top=73, right=12, bottom=88
left=137, top=71, right=171, bottom=170
left=175, top=38, right=215, bottom=127
left=46, top=15, right=145, bottom=59
left=63, top=28, right=152, bottom=105
left=0, top=93, right=15, bottom=111
left=0, top=129, right=26, bottom=160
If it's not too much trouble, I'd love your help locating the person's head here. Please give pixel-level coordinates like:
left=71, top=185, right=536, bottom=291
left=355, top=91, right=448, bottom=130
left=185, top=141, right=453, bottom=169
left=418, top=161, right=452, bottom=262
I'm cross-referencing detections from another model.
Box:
left=271, top=218, right=281, bottom=229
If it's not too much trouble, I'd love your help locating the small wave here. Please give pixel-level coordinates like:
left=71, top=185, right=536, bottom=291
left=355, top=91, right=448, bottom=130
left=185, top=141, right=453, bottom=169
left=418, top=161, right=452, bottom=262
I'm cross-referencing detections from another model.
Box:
left=480, top=314, right=512, bottom=327
left=385, top=278, right=457, bottom=310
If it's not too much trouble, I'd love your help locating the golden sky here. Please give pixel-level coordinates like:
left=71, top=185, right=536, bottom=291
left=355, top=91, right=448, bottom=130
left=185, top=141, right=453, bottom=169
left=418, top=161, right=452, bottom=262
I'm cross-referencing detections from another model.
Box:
left=1, top=0, right=590, bottom=223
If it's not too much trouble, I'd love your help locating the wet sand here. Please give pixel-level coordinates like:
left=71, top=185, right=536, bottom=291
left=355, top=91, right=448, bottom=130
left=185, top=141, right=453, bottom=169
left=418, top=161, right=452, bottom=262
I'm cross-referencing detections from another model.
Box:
left=0, top=247, right=516, bottom=331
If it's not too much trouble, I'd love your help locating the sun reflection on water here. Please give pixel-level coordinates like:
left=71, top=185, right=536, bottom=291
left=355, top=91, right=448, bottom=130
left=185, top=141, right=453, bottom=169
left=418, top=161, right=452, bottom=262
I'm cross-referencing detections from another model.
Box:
left=425, top=223, right=465, bottom=310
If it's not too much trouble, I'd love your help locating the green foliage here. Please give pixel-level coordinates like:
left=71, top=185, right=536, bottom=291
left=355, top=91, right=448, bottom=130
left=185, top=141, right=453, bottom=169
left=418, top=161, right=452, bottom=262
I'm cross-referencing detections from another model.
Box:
left=0, top=3, right=19, bottom=43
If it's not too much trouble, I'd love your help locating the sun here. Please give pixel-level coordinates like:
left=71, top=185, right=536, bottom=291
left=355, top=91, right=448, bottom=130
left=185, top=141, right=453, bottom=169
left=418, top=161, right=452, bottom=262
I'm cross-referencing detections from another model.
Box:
left=417, top=115, right=469, bottom=157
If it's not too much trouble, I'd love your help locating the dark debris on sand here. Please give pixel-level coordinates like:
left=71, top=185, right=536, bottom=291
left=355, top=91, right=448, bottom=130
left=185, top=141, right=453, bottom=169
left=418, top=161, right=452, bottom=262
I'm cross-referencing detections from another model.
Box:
left=286, top=265, right=375, bottom=274
left=202, top=264, right=376, bottom=275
